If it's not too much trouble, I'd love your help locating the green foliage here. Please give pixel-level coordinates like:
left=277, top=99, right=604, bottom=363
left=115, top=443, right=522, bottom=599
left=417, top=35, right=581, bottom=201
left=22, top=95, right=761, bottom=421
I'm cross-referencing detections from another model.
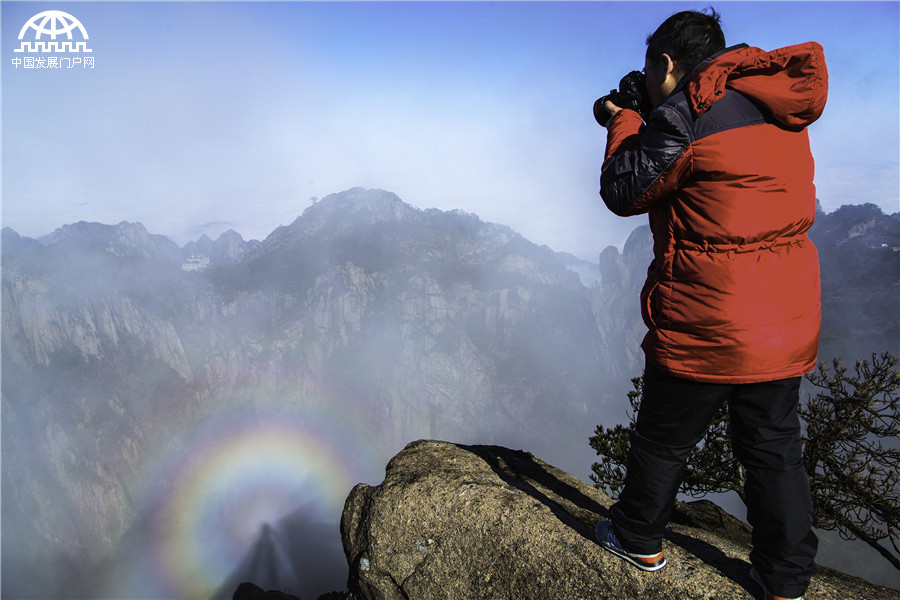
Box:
left=801, top=353, right=900, bottom=570
left=589, top=352, right=900, bottom=570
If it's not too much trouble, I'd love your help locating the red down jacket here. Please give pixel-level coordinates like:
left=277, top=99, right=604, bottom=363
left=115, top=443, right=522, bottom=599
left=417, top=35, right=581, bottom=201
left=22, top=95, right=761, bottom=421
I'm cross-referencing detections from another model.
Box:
left=600, top=42, right=828, bottom=383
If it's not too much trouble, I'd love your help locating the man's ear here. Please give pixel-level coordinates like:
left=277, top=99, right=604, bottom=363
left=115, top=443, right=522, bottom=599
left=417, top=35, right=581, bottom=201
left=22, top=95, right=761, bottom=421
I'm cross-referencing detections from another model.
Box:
left=661, top=53, right=685, bottom=84
left=661, top=53, right=677, bottom=76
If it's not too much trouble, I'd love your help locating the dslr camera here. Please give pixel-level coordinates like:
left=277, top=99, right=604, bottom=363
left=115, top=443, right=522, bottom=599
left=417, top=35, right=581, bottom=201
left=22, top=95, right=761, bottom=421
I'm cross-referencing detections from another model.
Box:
left=593, top=70, right=652, bottom=127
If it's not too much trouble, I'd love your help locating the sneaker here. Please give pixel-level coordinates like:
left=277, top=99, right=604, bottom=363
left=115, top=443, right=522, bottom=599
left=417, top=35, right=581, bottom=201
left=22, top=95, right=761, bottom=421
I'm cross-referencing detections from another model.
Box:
left=749, top=566, right=803, bottom=600
left=594, top=521, right=667, bottom=572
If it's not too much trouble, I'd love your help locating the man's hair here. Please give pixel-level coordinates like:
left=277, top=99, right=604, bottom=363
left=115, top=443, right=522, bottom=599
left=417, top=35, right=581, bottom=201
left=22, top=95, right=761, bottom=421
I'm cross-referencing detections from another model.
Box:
left=646, top=8, right=726, bottom=77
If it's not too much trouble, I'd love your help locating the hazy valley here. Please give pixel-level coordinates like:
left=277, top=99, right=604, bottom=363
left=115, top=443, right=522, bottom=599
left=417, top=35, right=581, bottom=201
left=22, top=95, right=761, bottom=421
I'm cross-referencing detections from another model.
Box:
left=2, top=188, right=898, bottom=598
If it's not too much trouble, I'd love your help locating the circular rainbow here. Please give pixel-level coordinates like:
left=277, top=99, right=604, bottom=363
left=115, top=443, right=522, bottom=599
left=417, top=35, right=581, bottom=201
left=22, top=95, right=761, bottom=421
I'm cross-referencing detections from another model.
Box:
left=114, top=393, right=384, bottom=599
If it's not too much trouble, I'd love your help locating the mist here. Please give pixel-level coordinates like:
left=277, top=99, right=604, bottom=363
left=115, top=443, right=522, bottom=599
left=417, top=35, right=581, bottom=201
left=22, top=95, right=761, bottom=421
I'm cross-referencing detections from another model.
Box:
left=2, top=190, right=897, bottom=598
left=1, top=191, right=639, bottom=598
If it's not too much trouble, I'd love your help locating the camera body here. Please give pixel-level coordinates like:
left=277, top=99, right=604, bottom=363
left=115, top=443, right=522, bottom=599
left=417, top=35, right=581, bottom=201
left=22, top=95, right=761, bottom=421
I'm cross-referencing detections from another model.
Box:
left=593, top=70, right=653, bottom=127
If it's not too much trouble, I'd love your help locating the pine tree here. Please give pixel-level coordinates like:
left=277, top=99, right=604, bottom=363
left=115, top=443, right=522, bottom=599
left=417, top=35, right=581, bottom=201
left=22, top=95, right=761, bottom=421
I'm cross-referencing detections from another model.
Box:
left=589, top=352, right=899, bottom=570
left=801, top=353, right=899, bottom=569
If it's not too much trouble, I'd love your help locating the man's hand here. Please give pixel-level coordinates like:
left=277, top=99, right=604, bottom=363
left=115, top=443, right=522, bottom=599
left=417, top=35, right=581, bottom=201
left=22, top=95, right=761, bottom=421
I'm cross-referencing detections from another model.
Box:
left=604, top=100, right=623, bottom=119
left=593, top=97, right=626, bottom=128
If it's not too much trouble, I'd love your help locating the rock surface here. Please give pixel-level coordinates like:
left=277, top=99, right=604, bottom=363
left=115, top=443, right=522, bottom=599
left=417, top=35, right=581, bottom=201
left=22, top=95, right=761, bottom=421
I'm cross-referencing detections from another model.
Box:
left=341, top=440, right=899, bottom=599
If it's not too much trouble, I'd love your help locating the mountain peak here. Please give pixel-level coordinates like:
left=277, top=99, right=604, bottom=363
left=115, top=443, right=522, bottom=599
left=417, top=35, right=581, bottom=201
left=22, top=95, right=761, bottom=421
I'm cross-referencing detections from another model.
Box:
left=257, top=188, right=421, bottom=254
left=181, top=229, right=256, bottom=267
left=811, top=203, right=899, bottom=249
left=298, top=187, right=418, bottom=232
left=314, top=188, right=412, bottom=215
left=46, top=220, right=182, bottom=262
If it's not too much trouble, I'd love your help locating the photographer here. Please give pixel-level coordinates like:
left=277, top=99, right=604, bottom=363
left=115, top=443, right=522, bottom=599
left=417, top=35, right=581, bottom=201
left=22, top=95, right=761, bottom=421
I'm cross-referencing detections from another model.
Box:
left=592, top=9, right=828, bottom=600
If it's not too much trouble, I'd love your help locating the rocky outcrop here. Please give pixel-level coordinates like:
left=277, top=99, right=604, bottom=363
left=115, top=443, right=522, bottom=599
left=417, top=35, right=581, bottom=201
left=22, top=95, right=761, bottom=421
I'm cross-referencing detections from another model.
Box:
left=182, top=229, right=260, bottom=267
left=50, top=220, right=184, bottom=262
left=341, top=440, right=899, bottom=600
left=591, top=225, right=652, bottom=387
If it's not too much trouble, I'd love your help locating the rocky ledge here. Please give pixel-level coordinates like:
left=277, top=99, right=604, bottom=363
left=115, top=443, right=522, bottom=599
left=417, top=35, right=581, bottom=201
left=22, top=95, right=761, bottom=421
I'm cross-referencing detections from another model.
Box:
left=339, top=440, right=898, bottom=600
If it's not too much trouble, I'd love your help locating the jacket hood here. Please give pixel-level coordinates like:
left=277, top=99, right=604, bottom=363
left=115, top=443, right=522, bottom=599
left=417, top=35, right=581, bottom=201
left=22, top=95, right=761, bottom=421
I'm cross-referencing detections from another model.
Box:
left=685, top=42, right=828, bottom=128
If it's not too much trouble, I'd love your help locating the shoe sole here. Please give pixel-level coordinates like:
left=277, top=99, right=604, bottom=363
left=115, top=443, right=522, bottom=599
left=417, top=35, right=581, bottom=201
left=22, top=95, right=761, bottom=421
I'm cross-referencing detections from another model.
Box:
left=598, top=540, right=667, bottom=572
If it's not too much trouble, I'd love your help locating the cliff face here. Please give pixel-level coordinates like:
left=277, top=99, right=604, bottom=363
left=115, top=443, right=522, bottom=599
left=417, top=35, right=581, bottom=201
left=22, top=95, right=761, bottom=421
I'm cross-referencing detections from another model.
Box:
left=2, top=189, right=897, bottom=598
left=1, top=189, right=627, bottom=599
left=590, top=224, right=651, bottom=385
left=341, top=440, right=899, bottom=600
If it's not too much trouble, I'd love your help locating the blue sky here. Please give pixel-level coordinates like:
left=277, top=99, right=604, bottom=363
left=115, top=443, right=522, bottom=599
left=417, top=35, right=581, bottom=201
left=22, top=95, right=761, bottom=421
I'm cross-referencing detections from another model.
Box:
left=3, top=1, right=898, bottom=260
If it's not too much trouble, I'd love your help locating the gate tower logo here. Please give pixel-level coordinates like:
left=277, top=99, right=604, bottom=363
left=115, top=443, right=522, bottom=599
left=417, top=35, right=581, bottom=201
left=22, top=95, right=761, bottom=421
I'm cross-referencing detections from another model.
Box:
left=15, top=10, right=92, bottom=54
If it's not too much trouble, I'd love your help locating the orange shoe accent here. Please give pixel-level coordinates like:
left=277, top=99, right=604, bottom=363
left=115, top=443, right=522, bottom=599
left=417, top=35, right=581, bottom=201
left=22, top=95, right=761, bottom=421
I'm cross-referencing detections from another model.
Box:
left=635, top=552, right=664, bottom=566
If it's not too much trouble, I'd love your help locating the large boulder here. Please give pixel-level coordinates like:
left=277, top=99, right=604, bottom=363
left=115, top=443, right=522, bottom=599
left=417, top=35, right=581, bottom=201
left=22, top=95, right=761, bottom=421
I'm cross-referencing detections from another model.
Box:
left=340, top=440, right=898, bottom=599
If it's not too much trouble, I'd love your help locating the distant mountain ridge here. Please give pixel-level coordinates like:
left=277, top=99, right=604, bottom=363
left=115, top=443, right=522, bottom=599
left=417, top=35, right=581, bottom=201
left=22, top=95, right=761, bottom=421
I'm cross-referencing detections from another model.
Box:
left=808, top=202, right=900, bottom=362
left=1, top=188, right=610, bottom=599
left=182, top=229, right=261, bottom=267
left=2, top=189, right=898, bottom=598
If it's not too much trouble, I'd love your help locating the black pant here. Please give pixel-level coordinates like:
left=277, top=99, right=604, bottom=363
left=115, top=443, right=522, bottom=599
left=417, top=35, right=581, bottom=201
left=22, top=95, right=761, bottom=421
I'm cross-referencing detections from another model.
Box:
left=610, top=361, right=818, bottom=598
